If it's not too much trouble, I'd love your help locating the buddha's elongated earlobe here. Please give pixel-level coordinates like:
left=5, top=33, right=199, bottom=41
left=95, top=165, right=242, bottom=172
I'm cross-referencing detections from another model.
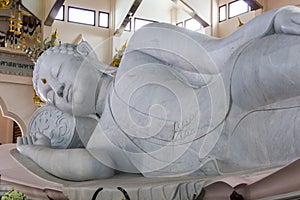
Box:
left=76, top=41, right=97, bottom=58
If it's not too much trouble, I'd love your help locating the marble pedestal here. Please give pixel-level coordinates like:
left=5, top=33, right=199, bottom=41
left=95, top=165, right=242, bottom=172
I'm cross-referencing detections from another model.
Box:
left=0, top=144, right=65, bottom=200
left=8, top=145, right=206, bottom=200
left=2, top=144, right=300, bottom=200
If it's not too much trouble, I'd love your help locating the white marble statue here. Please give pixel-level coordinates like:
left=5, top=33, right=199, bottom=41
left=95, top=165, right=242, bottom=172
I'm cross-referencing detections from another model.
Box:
left=17, top=6, right=300, bottom=183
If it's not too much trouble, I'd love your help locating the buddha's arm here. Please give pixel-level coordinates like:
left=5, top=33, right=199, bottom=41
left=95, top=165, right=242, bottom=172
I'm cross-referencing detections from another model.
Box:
left=17, top=136, right=114, bottom=181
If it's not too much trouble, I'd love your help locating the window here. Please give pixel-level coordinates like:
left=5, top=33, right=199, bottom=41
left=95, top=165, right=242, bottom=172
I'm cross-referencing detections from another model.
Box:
left=99, top=11, right=109, bottom=28
left=228, top=0, right=250, bottom=18
left=134, top=18, right=156, bottom=31
left=68, top=6, right=95, bottom=26
left=219, top=4, right=226, bottom=22
left=55, top=5, right=64, bottom=21
left=176, top=22, right=183, bottom=27
left=185, top=18, right=203, bottom=31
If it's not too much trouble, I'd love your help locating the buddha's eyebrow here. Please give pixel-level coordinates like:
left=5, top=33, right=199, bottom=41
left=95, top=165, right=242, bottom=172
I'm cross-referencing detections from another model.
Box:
left=51, top=63, right=62, bottom=78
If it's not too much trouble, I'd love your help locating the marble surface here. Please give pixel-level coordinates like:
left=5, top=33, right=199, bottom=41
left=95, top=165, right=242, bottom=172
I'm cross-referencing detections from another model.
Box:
left=8, top=143, right=300, bottom=199
left=0, top=144, right=65, bottom=199
left=9, top=144, right=206, bottom=199
left=8, top=144, right=284, bottom=200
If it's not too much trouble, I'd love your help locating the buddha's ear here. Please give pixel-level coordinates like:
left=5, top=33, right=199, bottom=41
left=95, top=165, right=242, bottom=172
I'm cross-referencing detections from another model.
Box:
left=77, top=41, right=118, bottom=74
left=76, top=41, right=97, bottom=59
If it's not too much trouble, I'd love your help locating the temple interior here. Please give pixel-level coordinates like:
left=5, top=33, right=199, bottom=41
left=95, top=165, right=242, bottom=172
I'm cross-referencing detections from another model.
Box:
left=0, top=0, right=300, bottom=199
left=0, top=0, right=297, bottom=146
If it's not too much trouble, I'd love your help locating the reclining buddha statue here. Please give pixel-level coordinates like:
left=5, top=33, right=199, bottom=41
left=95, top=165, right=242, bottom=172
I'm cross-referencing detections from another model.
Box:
left=16, top=6, right=300, bottom=196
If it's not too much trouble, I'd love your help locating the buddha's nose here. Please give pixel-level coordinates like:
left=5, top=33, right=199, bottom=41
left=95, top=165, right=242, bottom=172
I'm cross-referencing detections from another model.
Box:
left=51, top=82, right=65, bottom=97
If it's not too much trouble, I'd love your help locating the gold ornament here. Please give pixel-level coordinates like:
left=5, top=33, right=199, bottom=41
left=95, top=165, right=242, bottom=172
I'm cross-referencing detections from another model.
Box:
left=0, top=0, right=10, bottom=9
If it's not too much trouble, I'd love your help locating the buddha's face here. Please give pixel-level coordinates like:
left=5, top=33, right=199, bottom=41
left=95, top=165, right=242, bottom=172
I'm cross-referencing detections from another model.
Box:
left=35, top=53, right=101, bottom=116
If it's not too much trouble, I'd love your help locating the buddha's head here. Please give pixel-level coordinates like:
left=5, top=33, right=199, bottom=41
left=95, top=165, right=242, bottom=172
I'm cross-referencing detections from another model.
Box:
left=33, top=41, right=116, bottom=116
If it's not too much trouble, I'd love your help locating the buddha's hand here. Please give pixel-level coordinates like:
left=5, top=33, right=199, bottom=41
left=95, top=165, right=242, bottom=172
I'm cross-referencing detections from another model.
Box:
left=17, top=133, right=51, bottom=149
left=274, top=6, right=300, bottom=35
left=17, top=133, right=51, bottom=158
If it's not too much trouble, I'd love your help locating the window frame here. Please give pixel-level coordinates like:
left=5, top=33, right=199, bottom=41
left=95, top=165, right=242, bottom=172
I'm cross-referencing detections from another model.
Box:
left=228, top=0, right=250, bottom=19
left=98, top=11, right=109, bottom=28
left=55, top=5, right=65, bottom=21
left=219, top=4, right=227, bottom=22
left=134, top=17, right=157, bottom=32
left=176, top=22, right=183, bottom=27
left=67, top=6, right=96, bottom=26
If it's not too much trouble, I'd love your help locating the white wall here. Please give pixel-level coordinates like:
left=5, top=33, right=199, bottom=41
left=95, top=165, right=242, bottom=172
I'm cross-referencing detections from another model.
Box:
left=21, top=0, right=44, bottom=20
left=115, top=0, right=135, bottom=31
left=172, top=0, right=212, bottom=35
left=175, top=0, right=211, bottom=24
left=185, top=0, right=211, bottom=24
left=44, top=0, right=114, bottom=64
left=113, top=0, right=175, bottom=62
left=216, top=0, right=300, bottom=38
left=218, top=9, right=262, bottom=38
left=176, top=8, right=192, bottom=24
left=266, top=0, right=300, bottom=10
left=217, top=0, right=264, bottom=38
left=0, top=74, right=36, bottom=135
left=134, top=0, right=174, bottom=22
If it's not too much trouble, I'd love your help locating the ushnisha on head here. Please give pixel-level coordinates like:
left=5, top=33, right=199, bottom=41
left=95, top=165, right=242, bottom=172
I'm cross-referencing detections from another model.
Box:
left=33, top=41, right=117, bottom=116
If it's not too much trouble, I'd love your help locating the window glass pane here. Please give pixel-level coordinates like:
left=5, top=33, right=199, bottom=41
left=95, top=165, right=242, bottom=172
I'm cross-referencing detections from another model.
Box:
left=124, top=20, right=131, bottom=31
left=185, top=18, right=202, bottom=31
left=99, top=12, right=109, bottom=28
left=55, top=6, right=64, bottom=21
left=229, top=0, right=249, bottom=18
left=134, top=18, right=155, bottom=31
left=68, top=7, right=95, bottom=25
left=219, top=5, right=226, bottom=22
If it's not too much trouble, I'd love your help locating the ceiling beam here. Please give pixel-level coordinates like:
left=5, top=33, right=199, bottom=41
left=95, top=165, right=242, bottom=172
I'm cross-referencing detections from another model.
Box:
left=114, top=0, right=143, bottom=36
left=243, top=0, right=263, bottom=11
left=171, top=0, right=209, bottom=27
left=44, top=0, right=64, bottom=26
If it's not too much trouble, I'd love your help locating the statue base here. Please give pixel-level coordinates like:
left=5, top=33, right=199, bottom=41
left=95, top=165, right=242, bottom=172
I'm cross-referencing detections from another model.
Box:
left=2, top=144, right=299, bottom=200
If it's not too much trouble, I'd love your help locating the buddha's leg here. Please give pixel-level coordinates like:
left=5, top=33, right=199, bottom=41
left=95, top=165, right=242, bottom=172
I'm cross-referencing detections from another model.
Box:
left=231, top=34, right=300, bottom=111
left=221, top=104, right=300, bottom=175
